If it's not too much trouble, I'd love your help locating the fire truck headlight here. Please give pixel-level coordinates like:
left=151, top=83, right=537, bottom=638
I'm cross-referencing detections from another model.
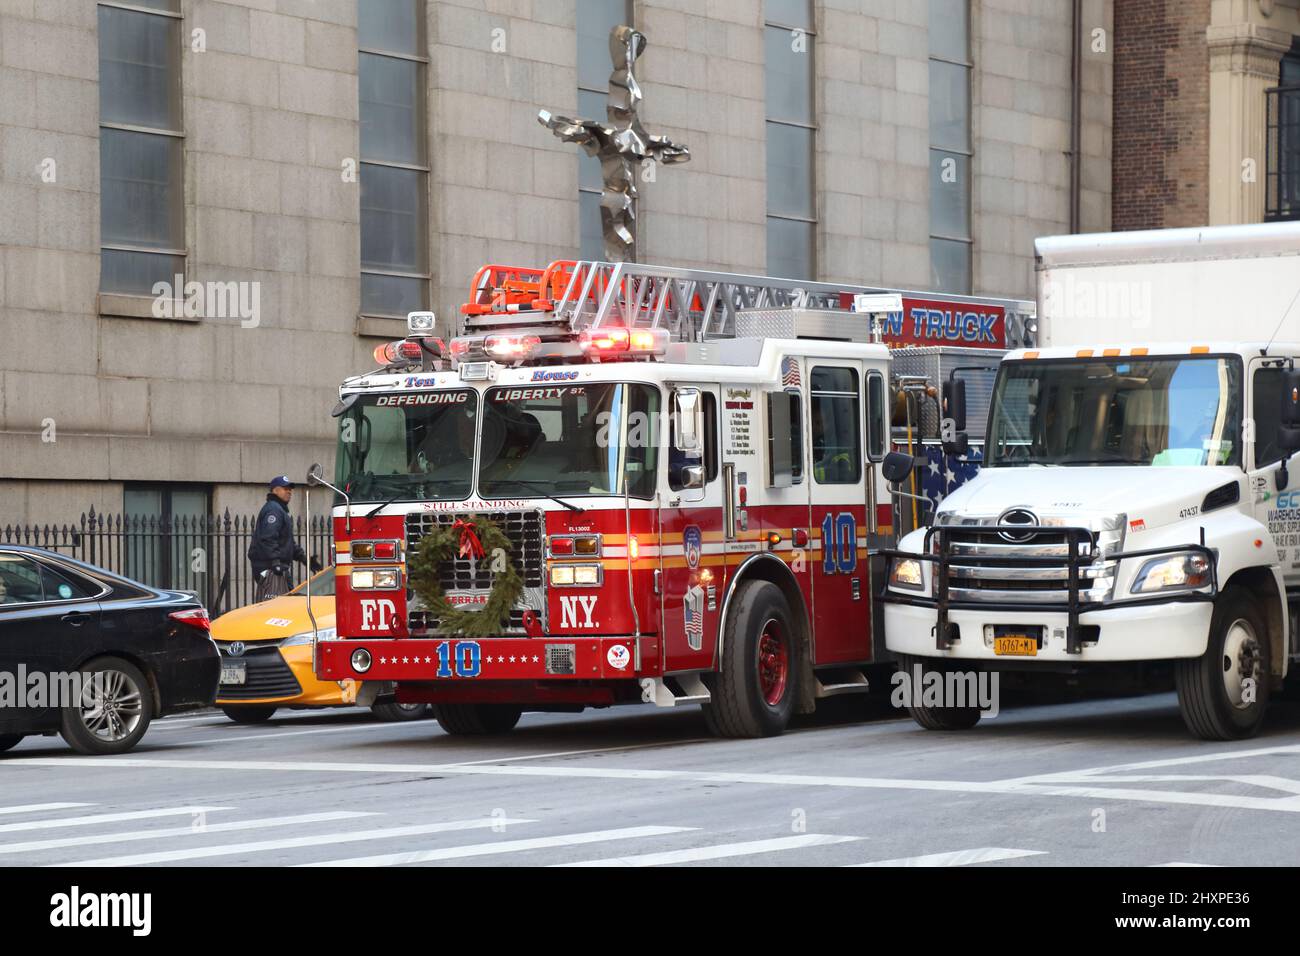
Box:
left=351, top=648, right=372, bottom=673
left=550, top=566, right=575, bottom=586
left=549, top=564, right=602, bottom=586
left=889, top=558, right=925, bottom=591
left=351, top=569, right=375, bottom=589
left=573, top=565, right=600, bottom=585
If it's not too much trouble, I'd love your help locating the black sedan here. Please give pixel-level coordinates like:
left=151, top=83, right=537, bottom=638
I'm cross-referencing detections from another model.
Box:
left=0, top=545, right=219, bottom=755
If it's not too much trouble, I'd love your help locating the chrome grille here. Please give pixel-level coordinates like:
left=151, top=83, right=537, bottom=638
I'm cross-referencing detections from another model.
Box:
left=940, top=527, right=1112, bottom=604
left=405, top=510, right=545, bottom=633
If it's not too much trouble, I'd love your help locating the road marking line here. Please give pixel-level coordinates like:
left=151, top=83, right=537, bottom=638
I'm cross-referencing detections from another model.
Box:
left=0, top=806, right=230, bottom=834
left=297, top=826, right=697, bottom=867
left=0, top=811, right=377, bottom=856
left=444, top=739, right=715, bottom=766
left=53, top=817, right=535, bottom=867
left=1067, top=773, right=1300, bottom=795
left=554, top=833, right=861, bottom=867
left=1150, top=862, right=1219, bottom=867
left=9, top=755, right=1300, bottom=814
left=0, top=803, right=94, bottom=816
left=196, top=721, right=437, bottom=745
left=848, top=847, right=1045, bottom=867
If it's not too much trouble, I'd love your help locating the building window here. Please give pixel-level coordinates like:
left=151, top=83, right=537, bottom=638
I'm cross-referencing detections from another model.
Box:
left=359, top=0, right=429, bottom=317
left=928, top=0, right=972, bottom=292
left=577, top=0, right=633, bottom=261
left=123, top=483, right=211, bottom=590
left=97, top=0, right=184, bottom=295
left=765, top=0, right=816, bottom=280
left=1266, top=39, right=1300, bottom=223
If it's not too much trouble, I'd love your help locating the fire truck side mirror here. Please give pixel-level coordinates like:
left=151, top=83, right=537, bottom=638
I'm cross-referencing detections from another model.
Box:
left=679, top=464, right=705, bottom=489
left=673, top=388, right=702, bottom=453
left=942, top=376, right=967, bottom=433
left=306, top=463, right=325, bottom=486
left=881, top=451, right=916, bottom=485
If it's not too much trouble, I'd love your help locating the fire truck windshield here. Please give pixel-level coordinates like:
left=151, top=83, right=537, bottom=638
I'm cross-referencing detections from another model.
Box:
left=478, top=383, right=660, bottom=499
left=987, top=355, right=1242, bottom=468
left=334, top=390, right=478, bottom=502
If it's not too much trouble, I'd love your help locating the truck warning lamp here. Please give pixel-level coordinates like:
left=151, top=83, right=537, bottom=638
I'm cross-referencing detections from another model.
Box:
left=374, top=338, right=446, bottom=369
left=578, top=326, right=669, bottom=360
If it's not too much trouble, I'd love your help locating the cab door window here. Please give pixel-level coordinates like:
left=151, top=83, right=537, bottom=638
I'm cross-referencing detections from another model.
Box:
left=670, top=391, right=719, bottom=490
left=811, top=366, right=862, bottom=483
left=1253, top=367, right=1285, bottom=469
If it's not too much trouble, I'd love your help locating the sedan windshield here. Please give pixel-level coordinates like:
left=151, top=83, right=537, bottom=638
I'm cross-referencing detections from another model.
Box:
left=987, top=355, right=1241, bottom=467
left=478, top=383, right=659, bottom=498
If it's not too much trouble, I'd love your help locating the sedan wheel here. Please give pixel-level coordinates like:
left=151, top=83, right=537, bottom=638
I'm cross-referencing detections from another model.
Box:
left=60, top=657, right=153, bottom=755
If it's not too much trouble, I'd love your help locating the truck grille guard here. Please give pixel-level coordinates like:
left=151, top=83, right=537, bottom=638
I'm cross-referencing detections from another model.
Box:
left=875, top=525, right=1219, bottom=654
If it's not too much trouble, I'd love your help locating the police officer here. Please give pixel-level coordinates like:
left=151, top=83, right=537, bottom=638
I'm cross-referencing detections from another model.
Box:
left=248, top=476, right=319, bottom=601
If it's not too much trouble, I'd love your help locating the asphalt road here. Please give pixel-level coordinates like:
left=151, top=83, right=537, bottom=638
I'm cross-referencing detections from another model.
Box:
left=1, top=692, right=1299, bottom=867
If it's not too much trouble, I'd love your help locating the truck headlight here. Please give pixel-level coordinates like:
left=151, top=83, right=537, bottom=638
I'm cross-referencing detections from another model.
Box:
left=889, top=558, right=925, bottom=591
left=1130, top=553, right=1212, bottom=594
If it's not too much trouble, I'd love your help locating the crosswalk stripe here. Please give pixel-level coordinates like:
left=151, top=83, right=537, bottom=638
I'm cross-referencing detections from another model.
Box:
left=553, top=833, right=862, bottom=867
left=0, top=811, right=377, bottom=856
left=0, top=806, right=230, bottom=834
left=1150, top=862, right=1219, bottom=867
left=52, top=817, right=535, bottom=867
left=297, top=825, right=698, bottom=867
left=847, top=847, right=1045, bottom=867
left=0, top=803, right=94, bottom=816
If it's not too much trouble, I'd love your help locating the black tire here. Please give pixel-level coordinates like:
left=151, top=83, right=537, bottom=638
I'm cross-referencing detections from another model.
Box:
left=0, top=735, right=24, bottom=752
left=371, top=701, right=430, bottom=722
left=1176, top=589, right=1270, bottom=740
left=59, top=657, right=154, bottom=756
left=895, top=655, right=983, bottom=731
left=433, top=703, right=521, bottom=735
left=220, top=705, right=278, bottom=725
left=701, top=580, right=799, bottom=738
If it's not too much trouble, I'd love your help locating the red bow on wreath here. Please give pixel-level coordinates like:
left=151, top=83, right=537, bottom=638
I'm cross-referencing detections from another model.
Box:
left=453, top=518, right=485, bottom=560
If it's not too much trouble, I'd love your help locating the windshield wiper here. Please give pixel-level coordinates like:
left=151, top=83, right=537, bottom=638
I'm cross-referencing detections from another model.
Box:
left=365, top=491, right=405, bottom=519
left=485, top=479, right=586, bottom=513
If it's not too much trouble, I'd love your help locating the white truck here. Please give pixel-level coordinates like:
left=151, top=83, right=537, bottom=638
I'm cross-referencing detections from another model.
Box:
left=881, top=220, right=1300, bottom=739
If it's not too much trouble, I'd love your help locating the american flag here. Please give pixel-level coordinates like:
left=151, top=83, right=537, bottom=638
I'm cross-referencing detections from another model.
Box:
left=920, top=445, right=983, bottom=520
left=684, top=585, right=704, bottom=650
left=780, top=355, right=801, bottom=389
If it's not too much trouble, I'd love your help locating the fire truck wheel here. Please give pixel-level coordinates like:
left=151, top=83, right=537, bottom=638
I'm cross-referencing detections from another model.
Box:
left=895, top=656, right=982, bottom=731
left=1176, top=589, right=1269, bottom=740
left=0, top=735, right=24, bottom=752
left=220, top=705, right=278, bottom=724
left=433, top=703, right=522, bottom=735
left=703, top=580, right=798, bottom=738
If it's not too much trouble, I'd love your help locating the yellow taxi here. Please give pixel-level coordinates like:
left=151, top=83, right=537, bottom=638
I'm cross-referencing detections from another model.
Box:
left=211, top=567, right=427, bottom=724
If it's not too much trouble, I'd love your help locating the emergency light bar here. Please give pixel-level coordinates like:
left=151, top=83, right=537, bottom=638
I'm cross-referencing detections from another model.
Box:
left=578, top=326, right=669, bottom=359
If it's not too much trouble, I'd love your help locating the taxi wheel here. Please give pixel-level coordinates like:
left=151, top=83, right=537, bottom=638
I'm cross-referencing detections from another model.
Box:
left=433, top=704, right=521, bottom=735
left=895, top=655, right=982, bottom=731
left=220, top=705, right=278, bottom=725
left=371, top=701, right=430, bottom=722
left=1176, top=589, right=1269, bottom=740
left=702, top=580, right=798, bottom=739
left=0, top=735, right=24, bottom=752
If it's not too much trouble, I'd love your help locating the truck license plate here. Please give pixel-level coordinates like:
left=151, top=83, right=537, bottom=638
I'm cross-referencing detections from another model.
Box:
left=220, top=661, right=247, bottom=685
left=993, top=636, right=1037, bottom=657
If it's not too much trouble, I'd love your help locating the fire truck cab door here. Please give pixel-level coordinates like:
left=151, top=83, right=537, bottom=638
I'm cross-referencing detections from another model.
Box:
left=660, top=385, right=725, bottom=673
left=808, top=361, right=870, bottom=664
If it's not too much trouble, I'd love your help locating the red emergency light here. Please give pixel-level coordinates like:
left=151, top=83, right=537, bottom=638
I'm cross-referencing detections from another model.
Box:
left=578, top=326, right=668, bottom=359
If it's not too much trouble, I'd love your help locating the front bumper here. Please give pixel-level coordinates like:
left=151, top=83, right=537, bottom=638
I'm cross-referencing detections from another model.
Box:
left=883, top=599, right=1213, bottom=662
left=215, top=642, right=355, bottom=707
left=316, top=636, right=649, bottom=682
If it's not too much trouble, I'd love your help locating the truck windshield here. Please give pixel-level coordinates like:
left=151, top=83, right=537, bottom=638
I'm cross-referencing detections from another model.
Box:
left=987, top=355, right=1242, bottom=467
left=479, top=383, right=660, bottom=499
left=334, top=391, right=478, bottom=502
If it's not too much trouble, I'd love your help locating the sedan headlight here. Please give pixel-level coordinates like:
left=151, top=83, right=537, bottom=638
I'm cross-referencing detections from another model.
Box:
left=1130, top=553, right=1212, bottom=594
left=889, top=558, right=926, bottom=591
left=281, top=627, right=336, bottom=647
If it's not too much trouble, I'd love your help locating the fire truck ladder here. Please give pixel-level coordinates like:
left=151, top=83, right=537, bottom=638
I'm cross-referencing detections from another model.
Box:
left=460, top=259, right=894, bottom=344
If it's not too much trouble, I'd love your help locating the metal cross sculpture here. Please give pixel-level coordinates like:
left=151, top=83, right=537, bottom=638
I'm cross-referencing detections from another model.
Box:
left=539, top=25, right=690, bottom=262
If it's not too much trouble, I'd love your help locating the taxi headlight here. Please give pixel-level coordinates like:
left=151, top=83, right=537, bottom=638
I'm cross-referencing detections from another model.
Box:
left=281, top=627, right=336, bottom=647
left=889, top=558, right=925, bottom=591
left=1130, top=553, right=1212, bottom=594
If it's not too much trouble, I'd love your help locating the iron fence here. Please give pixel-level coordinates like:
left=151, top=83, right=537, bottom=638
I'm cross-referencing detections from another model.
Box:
left=0, top=508, right=333, bottom=617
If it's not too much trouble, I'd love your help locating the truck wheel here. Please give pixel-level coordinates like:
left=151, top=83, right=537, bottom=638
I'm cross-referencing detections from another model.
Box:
left=0, top=735, right=24, bottom=752
left=220, top=705, right=278, bottom=724
left=371, top=701, right=429, bottom=722
left=1176, top=590, right=1269, bottom=740
left=433, top=703, right=521, bottom=735
left=895, top=655, right=982, bottom=731
left=59, top=657, right=153, bottom=756
left=702, top=580, right=799, bottom=738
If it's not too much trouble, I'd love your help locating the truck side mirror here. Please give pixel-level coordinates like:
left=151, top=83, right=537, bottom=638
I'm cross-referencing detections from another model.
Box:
left=882, top=451, right=916, bottom=485
left=942, top=377, right=967, bottom=433
left=1281, top=370, right=1300, bottom=453
left=678, top=464, right=705, bottom=489
left=673, top=388, right=702, bottom=453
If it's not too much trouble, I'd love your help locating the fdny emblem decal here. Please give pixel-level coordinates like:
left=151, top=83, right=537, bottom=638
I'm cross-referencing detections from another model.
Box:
left=683, top=526, right=702, bottom=570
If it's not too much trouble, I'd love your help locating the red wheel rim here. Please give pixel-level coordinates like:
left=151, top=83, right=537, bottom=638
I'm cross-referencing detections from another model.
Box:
left=758, top=619, right=789, bottom=706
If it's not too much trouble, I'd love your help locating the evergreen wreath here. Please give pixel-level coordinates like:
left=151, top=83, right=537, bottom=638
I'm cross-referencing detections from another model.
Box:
left=406, top=516, right=522, bottom=637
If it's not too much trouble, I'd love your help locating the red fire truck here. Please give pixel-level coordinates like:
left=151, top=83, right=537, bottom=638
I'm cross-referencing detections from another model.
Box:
left=310, top=260, right=1031, bottom=737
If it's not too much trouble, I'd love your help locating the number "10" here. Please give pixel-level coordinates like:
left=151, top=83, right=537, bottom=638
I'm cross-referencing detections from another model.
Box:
left=821, top=513, right=857, bottom=574
left=435, top=640, right=482, bottom=678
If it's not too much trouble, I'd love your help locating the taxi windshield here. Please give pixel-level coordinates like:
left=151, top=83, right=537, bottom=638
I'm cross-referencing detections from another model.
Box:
left=478, top=383, right=660, bottom=499
left=334, top=391, right=478, bottom=502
